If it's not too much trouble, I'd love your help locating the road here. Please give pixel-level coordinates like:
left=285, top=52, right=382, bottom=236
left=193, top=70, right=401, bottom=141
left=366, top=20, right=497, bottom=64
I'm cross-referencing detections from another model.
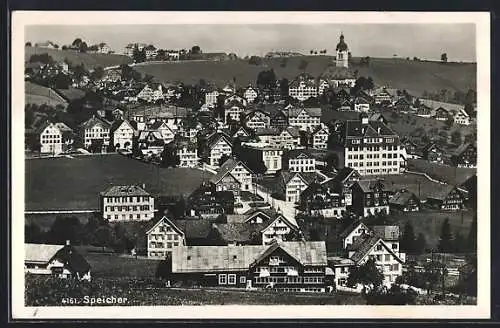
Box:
left=254, top=183, right=298, bottom=227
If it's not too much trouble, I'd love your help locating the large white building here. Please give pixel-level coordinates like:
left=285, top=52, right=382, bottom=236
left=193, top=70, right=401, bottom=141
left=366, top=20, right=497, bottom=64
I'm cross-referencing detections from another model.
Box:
left=244, top=86, right=258, bottom=103
left=110, top=119, right=135, bottom=150
left=36, top=122, right=64, bottom=154
left=288, top=151, right=316, bottom=173
left=80, top=115, right=111, bottom=151
left=343, top=114, right=402, bottom=176
left=211, top=157, right=254, bottom=191
left=288, top=73, right=319, bottom=101
left=146, top=216, right=185, bottom=259
left=288, top=107, right=321, bottom=131
left=206, top=133, right=233, bottom=167
left=100, top=185, right=155, bottom=221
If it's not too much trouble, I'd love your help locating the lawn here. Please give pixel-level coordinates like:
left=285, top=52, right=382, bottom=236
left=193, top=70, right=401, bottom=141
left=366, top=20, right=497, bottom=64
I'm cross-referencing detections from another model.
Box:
left=55, top=87, right=86, bottom=102
left=374, top=173, right=445, bottom=199
left=25, top=213, right=91, bottom=231
left=83, top=252, right=160, bottom=278
left=25, top=81, right=68, bottom=108
left=387, top=208, right=475, bottom=249
left=25, top=46, right=133, bottom=70
left=134, top=56, right=476, bottom=97
left=406, top=159, right=476, bottom=185
left=25, top=154, right=213, bottom=211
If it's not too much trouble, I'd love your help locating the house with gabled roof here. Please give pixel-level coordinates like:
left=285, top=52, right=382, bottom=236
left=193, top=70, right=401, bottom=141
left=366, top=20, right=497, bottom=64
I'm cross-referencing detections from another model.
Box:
left=426, top=185, right=465, bottom=211
left=224, top=97, right=247, bottom=124
left=389, top=189, right=420, bottom=212
left=202, top=132, right=233, bottom=167
left=110, top=119, right=136, bottom=150
left=288, top=73, right=319, bottom=101
left=299, top=180, right=346, bottom=219
left=451, top=143, right=476, bottom=168
left=287, top=150, right=316, bottom=173
left=351, top=179, right=390, bottom=217
left=288, top=107, right=322, bottom=131
left=330, top=167, right=361, bottom=206
left=311, top=123, right=330, bottom=149
left=352, top=96, right=371, bottom=112
left=146, top=215, right=186, bottom=259
left=339, top=220, right=371, bottom=249
left=422, top=142, right=446, bottom=164
left=25, top=242, right=91, bottom=281
left=170, top=241, right=328, bottom=292
left=277, top=170, right=325, bottom=203
left=100, top=185, right=155, bottom=221
left=244, top=85, right=259, bottom=103
left=79, top=115, right=111, bottom=151
left=213, top=157, right=254, bottom=191
left=149, top=120, right=175, bottom=143
left=138, top=130, right=165, bottom=156
left=372, top=87, right=394, bottom=105
left=243, top=108, right=272, bottom=129
left=393, top=97, right=412, bottom=113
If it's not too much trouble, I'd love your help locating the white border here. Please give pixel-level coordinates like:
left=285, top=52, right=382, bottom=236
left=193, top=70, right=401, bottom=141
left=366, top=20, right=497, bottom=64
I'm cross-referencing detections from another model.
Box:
left=11, top=11, right=490, bottom=320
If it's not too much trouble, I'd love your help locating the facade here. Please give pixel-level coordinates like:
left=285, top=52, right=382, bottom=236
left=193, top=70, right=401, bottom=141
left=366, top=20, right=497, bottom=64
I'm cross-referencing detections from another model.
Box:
left=138, top=130, right=165, bottom=156
left=80, top=115, right=111, bottom=150
left=144, top=45, right=158, bottom=60
left=110, top=119, right=135, bottom=150
left=282, top=171, right=316, bottom=203
left=206, top=133, right=233, bottom=167
left=37, top=122, right=64, bottom=154
left=389, top=189, right=420, bottom=212
left=243, top=86, right=258, bottom=103
left=212, top=157, right=254, bottom=191
left=205, top=89, right=220, bottom=108
left=288, top=151, right=316, bottom=173
left=352, top=97, right=371, bottom=112
left=224, top=98, right=247, bottom=123
left=422, top=143, right=445, bottom=164
left=373, top=88, right=394, bottom=105
left=426, top=185, right=465, bottom=211
left=311, top=123, right=330, bottom=149
left=451, top=143, right=477, bottom=168
left=170, top=241, right=328, bottom=292
left=299, top=181, right=346, bottom=219
left=25, top=243, right=91, bottom=281
left=241, top=143, right=284, bottom=174
left=288, top=74, right=319, bottom=101
left=330, top=167, right=361, bottom=206
left=453, top=109, right=471, bottom=125
left=340, top=221, right=371, bottom=249
left=343, top=115, right=402, bottom=176
left=137, top=84, right=164, bottom=103
left=172, top=138, right=199, bottom=168
left=351, top=179, right=390, bottom=217
left=434, top=107, right=450, bottom=121
left=288, top=107, right=322, bottom=131
left=278, top=127, right=301, bottom=150
left=335, top=34, right=349, bottom=68
left=100, top=185, right=155, bottom=221
left=98, top=43, right=111, bottom=54
left=149, top=121, right=176, bottom=143
left=146, top=216, right=186, bottom=259
left=394, top=97, right=412, bottom=113
left=328, top=257, right=355, bottom=287
left=244, top=110, right=272, bottom=129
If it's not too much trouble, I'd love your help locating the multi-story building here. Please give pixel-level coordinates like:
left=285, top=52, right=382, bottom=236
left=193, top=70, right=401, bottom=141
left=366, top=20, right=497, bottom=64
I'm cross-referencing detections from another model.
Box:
left=212, top=157, right=254, bottom=191
left=299, top=181, right=346, bottom=219
left=80, top=115, right=111, bottom=151
left=451, top=143, right=476, bottom=168
left=288, top=73, right=319, bottom=101
left=288, top=107, right=321, bottom=131
left=110, top=119, right=135, bottom=150
left=426, top=185, right=465, bottom=211
left=330, top=167, right=361, bottom=206
left=144, top=45, right=158, bottom=60
left=389, top=189, right=421, bottom=212
left=342, top=114, right=402, bottom=176
left=170, top=241, right=328, bottom=292
left=277, top=127, right=301, bottom=150
left=36, top=121, right=64, bottom=154
left=205, top=87, right=220, bottom=108
left=351, top=179, right=390, bottom=217
left=97, top=43, right=111, bottom=54
left=352, top=96, right=371, bottom=112
left=243, top=109, right=272, bottom=129
left=422, top=142, right=445, bottom=164
left=278, top=171, right=321, bottom=203
left=224, top=97, right=247, bottom=123
left=204, top=132, right=233, bottom=167
left=100, top=185, right=155, bottom=221
left=146, top=216, right=185, bottom=259
left=318, top=78, right=330, bottom=95
left=137, top=83, right=164, bottom=103
left=288, top=151, right=316, bottom=173
left=149, top=121, right=176, bottom=143
left=244, top=86, right=258, bottom=103
left=311, top=123, right=330, bottom=149
left=124, top=43, right=147, bottom=57
left=453, top=108, right=471, bottom=125
left=241, top=142, right=283, bottom=174
left=168, top=137, right=199, bottom=168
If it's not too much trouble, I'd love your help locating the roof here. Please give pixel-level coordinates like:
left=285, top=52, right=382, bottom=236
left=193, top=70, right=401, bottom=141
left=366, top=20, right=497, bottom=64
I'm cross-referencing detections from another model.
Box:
left=289, top=107, right=322, bottom=118
left=426, top=184, right=458, bottom=201
left=25, top=243, right=64, bottom=263
left=389, top=190, right=419, bottom=205
left=322, top=66, right=356, bottom=80
left=250, top=241, right=327, bottom=268
left=332, top=167, right=358, bottom=184
left=100, top=185, right=150, bottom=197
left=328, top=256, right=356, bottom=266
left=283, top=126, right=301, bottom=137
left=212, top=222, right=266, bottom=243
left=339, top=220, right=370, bottom=240
left=80, top=115, right=111, bottom=129
left=419, top=98, right=465, bottom=113
left=145, top=216, right=185, bottom=236
left=149, top=120, right=170, bottom=130
left=355, top=179, right=387, bottom=193
left=243, top=208, right=298, bottom=228
left=210, top=157, right=252, bottom=184
left=372, top=226, right=400, bottom=241
left=349, top=236, right=403, bottom=264
left=110, top=119, right=135, bottom=133
left=255, top=127, right=280, bottom=136
left=207, top=132, right=233, bottom=149
left=345, top=120, right=397, bottom=138
left=172, top=219, right=216, bottom=240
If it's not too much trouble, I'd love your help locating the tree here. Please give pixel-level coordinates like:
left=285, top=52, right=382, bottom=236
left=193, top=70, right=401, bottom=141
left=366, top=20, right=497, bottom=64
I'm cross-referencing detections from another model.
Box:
left=256, top=69, right=277, bottom=90
left=92, top=225, right=117, bottom=251
left=47, top=216, right=83, bottom=245
left=415, top=233, right=427, bottom=254
left=347, top=258, right=384, bottom=289
left=441, top=53, right=448, bottom=63
left=62, top=45, right=68, bottom=50
left=279, top=78, right=289, bottom=97
left=467, top=214, right=477, bottom=253
left=310, top=50, right=314, bottom=54
left=72, top=38, right=83, bottom=48
left=438, top=218, right=454, bottom=253
left=325, top=152, right=339, bottom=171
left=90, top=66, right=105, bottom=81
left=132, top=46, right=146, bottom=63
left=160, top=144, right=180, bottom=168
left=54, top=44, right=59, bottom=49
left=25, top=41, right=32, bottom=47
left=298, top=59, right=309, bottom=71
left=25, top=223, right=45, bottom=243
left=191, top=45, right=201, bottom=55
left=79, top=42, right=88, bottom=53
left=451, top=130, right=462, bottom=145
left=218, top=154, right=231, bottom=167
left=248, top=56, right=262, bottom=65
left=424, top=260, right=447, bottom=294
left=401, top=221, right=416, bottom=254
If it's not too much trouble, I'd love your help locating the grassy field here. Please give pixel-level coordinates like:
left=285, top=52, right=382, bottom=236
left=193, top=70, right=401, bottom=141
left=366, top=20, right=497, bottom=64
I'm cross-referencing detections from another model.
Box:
left=133, top=56, right=476, bottom=96
left=84, top=252, right=160, bottom=278
left=25, top=154, right=213, bottom=211
left=25, top=81, right=68, bottom=108
left=375, top=173, right=445, bottom=199
left=55, top=87, right=86, bottom=102
left=25, top=46, right=133, bottom=70
left=387, top=208, right=475, bottom=249
left=406, top=159, right=476, bottom=185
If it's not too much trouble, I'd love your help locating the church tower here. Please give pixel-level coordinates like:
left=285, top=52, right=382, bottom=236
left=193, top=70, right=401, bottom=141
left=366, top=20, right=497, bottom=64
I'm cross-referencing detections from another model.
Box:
left=335, top=33, right=349, bottom=68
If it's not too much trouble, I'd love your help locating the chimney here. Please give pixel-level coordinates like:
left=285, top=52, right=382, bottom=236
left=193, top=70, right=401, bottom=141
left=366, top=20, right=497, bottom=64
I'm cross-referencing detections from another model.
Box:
left=65, top=240, right=70, bottom=246
left=377, top=127, right=381, bottom=134
left=142, top=183, right=146, bottom=189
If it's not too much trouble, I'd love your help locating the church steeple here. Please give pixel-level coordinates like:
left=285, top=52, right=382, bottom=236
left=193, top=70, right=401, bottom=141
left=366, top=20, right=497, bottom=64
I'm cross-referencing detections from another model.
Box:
left=335, top=32, right=349, bottom=68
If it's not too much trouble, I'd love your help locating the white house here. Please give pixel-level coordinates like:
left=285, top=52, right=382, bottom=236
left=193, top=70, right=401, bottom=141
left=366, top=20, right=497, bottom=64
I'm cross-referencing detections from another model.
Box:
left=453, top=108, right=471, bottom=125
left=353, top=97, right=371, bottom=112
left=212, top=157, right=254, bottom=191
left=111, top=119, right=136, bottom=150
left=288, top=151, right=316, bottom=173
left=98, top=43, right=111, bottom=54
left=288, top=74, right=319, bottom=101
left=311, top=123, right=330, bottom=149
left=146, top=216, right=185, bottom=259
left=282, top=171, right=314, bottom=203
left=206, top=133, right=233, bottom=167
left=244, top=86, right=259, bottom=103
left=37, top=121, right=63, bottom=154
left=288, top=107, right=321, bottom=131
left=100, top=185, right=155, bottom=221
left=144, top=45, right=158, bottom=60
left=137, top=83, right=164, bottom=103
left=80, top=115, right=111, bottom=151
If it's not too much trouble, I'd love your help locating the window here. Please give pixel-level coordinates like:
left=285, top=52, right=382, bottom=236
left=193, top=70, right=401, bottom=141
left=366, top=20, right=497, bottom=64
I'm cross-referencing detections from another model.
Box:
left=376, top=244, right=383, bottom=251
left=240, top=276, right=246, bottom=284
left=392, top=243, right=398, bottom=250
left=392, top=264, right=399, bottom=271
left=228, top=274, right=236, bottom=285
left=218, top=274, right=227, bottom=285
left=376, top=255, right=382, bottom=261
left=384, top=254, right=391, bottom=261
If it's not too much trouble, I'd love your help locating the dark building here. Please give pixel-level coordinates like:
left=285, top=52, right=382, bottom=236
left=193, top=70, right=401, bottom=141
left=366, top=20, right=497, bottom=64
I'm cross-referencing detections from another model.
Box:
left=426, top=185, right=465, bottom=211
left=351, top=179, right=390, bottom=217
left=389, top=189, right=420, bottom=212
left=451, top=143, right=477, bottom=168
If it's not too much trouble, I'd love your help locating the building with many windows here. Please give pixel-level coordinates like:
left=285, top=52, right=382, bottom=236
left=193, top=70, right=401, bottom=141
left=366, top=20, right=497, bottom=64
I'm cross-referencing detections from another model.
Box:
left=351, top=179, right=390, bottom=217
left=288, top=73, right=319, bottom=101
left=110, top=119, right=135, bottom=150
left=79, top=115, right=111, bottom=151
left=342, top=114, right=402, bottom=176
left=288, top=107, right=322, bottom=131
left=287, top=151, right=316, bottom=173
left=146, top=216, right=186, bottom=259
left=100, top=185, right=155, bottom=221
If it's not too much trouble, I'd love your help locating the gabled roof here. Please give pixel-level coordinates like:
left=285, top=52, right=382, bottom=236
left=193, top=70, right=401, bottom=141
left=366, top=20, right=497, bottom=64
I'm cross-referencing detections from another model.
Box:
left=389, top=190, right=420, bottom=205
left=332, top=167, right=359, bottom=184
left=289, top=107, right=322, bottom=118
left=372, top=226, right=400, bottom=241
left=25, top=243, right=65, bottom=263
left=25, top=243, right=90, bottom=274
left=212, top=222, right=266, bottom=243
left=210, top=157, right=253, bottom=184
left=349, top=236, right=404, bottom=264
left=250, top=241, right=327, bottom=268
left=419, top=98, right=465, bottom=112
left=101, top=185, right=150, bottom=197
left=138, top=130, right=164, bottom=142
left=172, top=219, right=217, bottom=240
left=339, top=220, right=370, bottom=240
left=207, top=132, right=233, bottom=149
left=426, top=184, right=459, bottom=201
left=322, top=66, right=356, bottom=80
left=255, top=127, right=280, bottom=136
left=145, top=215, right=185, bottom=236
left=355, top=179, right=387, bottom=193
left=110, top=119, right=135, bottom=133
left=282, top=126, right=301, bottom=138
left=149, top=120, right=170, bottom=130
left=345, top=120, right=397, bottom=138
left=80, top=115, right=111, bottom=130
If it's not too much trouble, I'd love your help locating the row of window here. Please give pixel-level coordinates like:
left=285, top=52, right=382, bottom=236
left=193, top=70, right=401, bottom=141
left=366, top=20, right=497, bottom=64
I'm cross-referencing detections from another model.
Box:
left=362, top=168, right=399, bottom=174
left=40, top=139, right=60, bottom=144
left=347, top=145, right=399, bottom=151
left=290, top=159, right=314, bottom=165
left=41, top=134, right=61, bottom=139
left=105, top=196, right=150, bottom=203
left=105, top=205, right=152, bottom=212
left=149, top=233, right=179, bottom=240
left=149, top=241, right=180, bottom=249
left=107, top=213, right=149, bottom=220
left=218, top=274, right=245, bottom=285
left=348, top=153, right=399, bottom=160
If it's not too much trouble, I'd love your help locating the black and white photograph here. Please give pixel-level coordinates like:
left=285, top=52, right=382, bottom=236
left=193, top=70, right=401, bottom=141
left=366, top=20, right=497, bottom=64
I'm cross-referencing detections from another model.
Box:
left=11, top=11, right=490, bottom=319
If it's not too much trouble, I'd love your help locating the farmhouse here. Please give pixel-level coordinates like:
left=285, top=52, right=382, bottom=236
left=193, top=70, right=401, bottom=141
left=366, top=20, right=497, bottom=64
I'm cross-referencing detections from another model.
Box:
left=146, top=216, right=186, bottom=259
left=144, top=45, right=158, bottom=60
left=299, top=181, right=346, bottom=219
left=80, top=115, right=111, bottom=151
left=422, top=142, right=446, bottom=164
left=110, top=119, right=135, bottom=150
left=453, top=109, right=471, bottom=126
left=388, top=189, right=420, bottom=212
left=393, top=97, right=412, bottom=113
left=329, top=167, right=361, bottom=206
left=138, top=130, right=165, bottom=156
left=204, top=132, right=233, bottom=167
left=169, top=137, right=199, bottom=168
left=339, top=220, right=370, bottom=249
left=25, top=242, right=91, bottom=281
left=311, top=123, right=330, bottom=149
left=214, top=157, right=254, bottom=191
left=351, top=179, right=390, bottom=217
left=170, top=241, right=328, bottom=292
left=352, top=96, right=371, bottom=113
left=244, top=86, right=259, bottom=103
left=328, top=256, right=355, bottom=287
left=187, top=182, right=235, bottom=219
left=287, top=150, right=316, bottom=173
left=224, top=97, right=247, bottom=123
left=288, top=73, right=319, bottom=101
left=451, top=143, right=477, bottom=168
left=243, top=109, right=272, bottom=129
left=137, top=83, right=164, bottom=103
left=426, top=185, right=465, bottom=211
left=288, top=107, right=322, bottom=131
left=372, top=87, right=394, bottom=105
left=277, top=171, right=324, bottom=203
left=100, top=185, right=155, bottom=221
left=33, top=121, right=65, bottom=155
left=205, top=87, right=220, bottom=108
left=149, top=121, right=175, bottom=143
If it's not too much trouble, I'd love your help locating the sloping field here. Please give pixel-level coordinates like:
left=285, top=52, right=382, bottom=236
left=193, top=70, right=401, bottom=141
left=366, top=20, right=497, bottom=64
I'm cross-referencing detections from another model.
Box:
left=55, top=87, right=86, bottom=102
left=25, top=46, right=133, bottom=69
left=134, top=56, right=476, bottom=96
left=25, top=154, right=213, bottom=211
left=25, top=81, right=68, bottom=108
left=407, top=159, right=476, bottom=185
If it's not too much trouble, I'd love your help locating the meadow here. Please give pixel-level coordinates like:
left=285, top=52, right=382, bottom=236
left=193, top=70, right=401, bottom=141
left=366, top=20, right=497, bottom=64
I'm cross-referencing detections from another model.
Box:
left=133, top=56, right=476, bottom=97
left=25, top=81, right=68, bottom=108
left=25, top=154, right=213, bottom=211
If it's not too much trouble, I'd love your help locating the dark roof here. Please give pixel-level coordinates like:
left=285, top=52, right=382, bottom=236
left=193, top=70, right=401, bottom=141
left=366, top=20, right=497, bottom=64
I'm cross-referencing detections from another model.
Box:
left=101, top=185, right=150, bottom=197
left=339, top=220, right=369, bottom=240
left=250, top=241, right=327, bottom=268
left=389, top=190, right=420, bottom=205
left=55, top=245, right=91, bottom=274
left=210, top=157, right=252, bottom=184
left=332, top=167, right=358, bottom=184
left=426, top=184, right=458, bottom=201
left=372, top=226, right=400, bottom=241
left=355, top=179, right=387, bottom=193
left=212, top=222, right=266, bottom=243
left=172, top=219, right=217, bottom=240
left=207, top=132, right=233, bottom=149
left=345, top=120, right=397, bottom=138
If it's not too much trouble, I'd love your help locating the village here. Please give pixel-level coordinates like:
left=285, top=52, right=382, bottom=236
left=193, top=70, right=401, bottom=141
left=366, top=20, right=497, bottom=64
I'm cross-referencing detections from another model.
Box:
left=24, top=34, right=477, bottom=306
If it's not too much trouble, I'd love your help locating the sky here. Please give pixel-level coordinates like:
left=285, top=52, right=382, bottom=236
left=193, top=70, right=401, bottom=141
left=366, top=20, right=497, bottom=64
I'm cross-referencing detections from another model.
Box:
left=25, top=24, right=476, bottom=62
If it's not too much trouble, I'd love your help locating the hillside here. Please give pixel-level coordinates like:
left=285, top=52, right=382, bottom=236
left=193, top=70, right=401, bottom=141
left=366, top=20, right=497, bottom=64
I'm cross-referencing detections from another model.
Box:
left=25, top=81, right=68, bottom=108
left=133, top=55, right=476, bottom=97
left=25, top=46, right=133, bottom=70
